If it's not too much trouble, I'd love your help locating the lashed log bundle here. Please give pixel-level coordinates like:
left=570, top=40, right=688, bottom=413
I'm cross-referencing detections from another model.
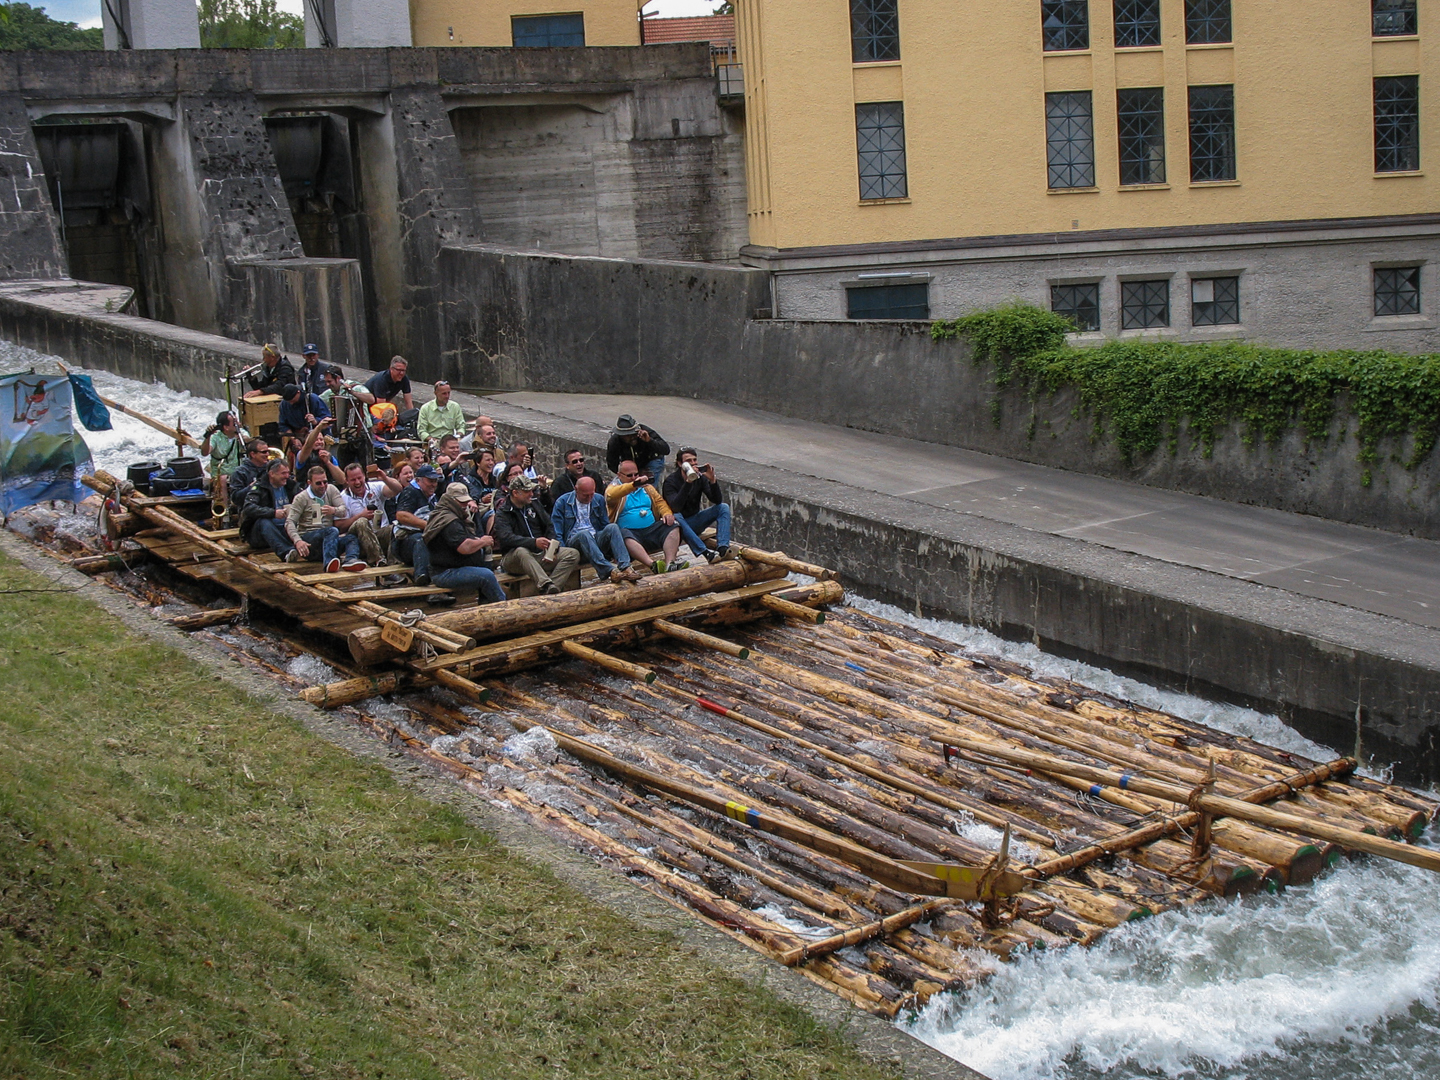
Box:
left=53, top=463, right=1440, bottom=1019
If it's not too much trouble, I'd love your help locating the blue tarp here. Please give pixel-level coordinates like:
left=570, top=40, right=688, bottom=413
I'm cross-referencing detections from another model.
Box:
left=67, top=372, right=113, bottom=432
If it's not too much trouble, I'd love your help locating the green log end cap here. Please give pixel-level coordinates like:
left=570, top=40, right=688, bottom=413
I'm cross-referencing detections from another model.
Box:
left=737, top=647, right=751, bottom=659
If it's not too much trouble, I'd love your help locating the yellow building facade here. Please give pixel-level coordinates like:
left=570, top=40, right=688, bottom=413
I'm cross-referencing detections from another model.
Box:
left=412, top=1, right=639, bottom=49
left=735, top=0, right=1440, bottom=349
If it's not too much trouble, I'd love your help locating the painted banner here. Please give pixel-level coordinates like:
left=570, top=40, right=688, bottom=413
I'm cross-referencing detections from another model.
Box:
left=0, top=371, right=93, bottom=516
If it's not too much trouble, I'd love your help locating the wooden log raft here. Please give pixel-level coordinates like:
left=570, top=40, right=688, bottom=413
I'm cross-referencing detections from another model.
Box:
left=346, top=560, right=787, bottom=664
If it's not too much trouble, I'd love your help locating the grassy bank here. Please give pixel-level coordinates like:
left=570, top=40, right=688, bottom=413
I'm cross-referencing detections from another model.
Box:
left=0, top=551, right=898, bottom=1080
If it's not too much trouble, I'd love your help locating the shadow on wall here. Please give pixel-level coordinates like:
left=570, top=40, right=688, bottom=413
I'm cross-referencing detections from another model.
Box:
left=439, top=244, right=1440, bottom=539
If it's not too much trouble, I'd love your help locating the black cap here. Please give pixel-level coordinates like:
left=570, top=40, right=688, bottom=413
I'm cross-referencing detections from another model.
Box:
left=280, top=383, right=300, bottom=399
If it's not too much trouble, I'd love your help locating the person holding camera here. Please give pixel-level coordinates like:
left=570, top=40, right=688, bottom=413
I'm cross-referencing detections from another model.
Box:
left=201, top=411, right=249, bottom=512
left=606, top=415, right=669, bottom=485
left=662, top=447, right=732, bottom=562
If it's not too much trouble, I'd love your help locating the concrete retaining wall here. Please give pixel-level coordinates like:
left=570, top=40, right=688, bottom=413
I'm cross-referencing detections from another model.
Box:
left=440, top=244, right=1440, bottom=538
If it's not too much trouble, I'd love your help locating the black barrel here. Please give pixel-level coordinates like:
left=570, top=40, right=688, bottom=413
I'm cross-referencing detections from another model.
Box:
left=127, top=461, right=161, bottom=492
left=167, top=456, right=204, bottom=481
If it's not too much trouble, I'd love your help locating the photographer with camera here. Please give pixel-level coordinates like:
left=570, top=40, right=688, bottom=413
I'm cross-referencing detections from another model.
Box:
left=201, top=411, right=249, bottom=512
left=662, top=447, right=732, bottom=563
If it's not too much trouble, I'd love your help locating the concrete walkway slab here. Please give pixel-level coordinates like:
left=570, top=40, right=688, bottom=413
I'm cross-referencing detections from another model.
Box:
left=493, top=390, right=1440, bottom=632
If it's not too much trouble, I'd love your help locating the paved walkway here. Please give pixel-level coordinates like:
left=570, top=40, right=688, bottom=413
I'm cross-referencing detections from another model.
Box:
left=490, top=392, right=1440, bottom=631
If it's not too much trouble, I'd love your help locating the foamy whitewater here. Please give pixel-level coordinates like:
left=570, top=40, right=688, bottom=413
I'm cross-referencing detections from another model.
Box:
left=9, top=339, right=1437, bottom=1079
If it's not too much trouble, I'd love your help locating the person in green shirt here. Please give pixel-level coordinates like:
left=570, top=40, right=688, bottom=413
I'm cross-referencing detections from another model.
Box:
left=417, top=380, right=467, bottom=443
left=202, top=410, right=250, bottom=509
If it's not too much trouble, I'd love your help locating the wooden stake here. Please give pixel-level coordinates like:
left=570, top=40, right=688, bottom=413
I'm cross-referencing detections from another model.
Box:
left=560, top=640, right=657, bottom=684
left=733, top=545, right=838, bottom=581
left=651, top=619, right=751, bottom=658
left=761, top=593, right=827, bottom=624
left=774, top=899, right=951, bottom=967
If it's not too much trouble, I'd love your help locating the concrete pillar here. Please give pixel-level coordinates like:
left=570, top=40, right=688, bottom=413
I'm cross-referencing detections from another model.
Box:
left=304, top=0, right=412, bottom=48
left=0, top=96, right=67, bottom=281
left=101, top=0, right=202, bottom=50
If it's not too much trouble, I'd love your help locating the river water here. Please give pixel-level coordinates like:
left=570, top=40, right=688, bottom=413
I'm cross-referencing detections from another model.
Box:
left=9, top=342, right=1438, bottom=1080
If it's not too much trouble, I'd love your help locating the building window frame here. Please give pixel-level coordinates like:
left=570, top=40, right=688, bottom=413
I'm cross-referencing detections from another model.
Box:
left=1113, top=0, right=1161, bottom=48
left=1184, top=0, right=1232, bottom=44
left=1051, top=281, right=1102, bottom=332
left=1190, top=275, right=1241, bottom=326
left=1374, top=76, right=1420, bottom=173
left=1118, top=87, right=1166, bottom=185
left=1373, top=0, right=1417, bottom=37
left=855, top=101, right=909, bottom=201
left=1046, top=91, right=1096, bottom=189
left=846, top=280, right=931, bottom=320
left=1374, top=265, right=1422, bottom=317
left=511, top=12, right=586, bottom=47
left=1042, top=0, right=1090, bottom=52
left=851, top=0, right=900, bottom=63
left=1188, top=84, right=1237, bottom=183
left=1121, top=278, right=1172, bottom=329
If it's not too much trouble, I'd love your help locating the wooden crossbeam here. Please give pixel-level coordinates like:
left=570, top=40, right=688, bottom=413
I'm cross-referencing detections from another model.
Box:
left=413, top=580, right=797, bottom=675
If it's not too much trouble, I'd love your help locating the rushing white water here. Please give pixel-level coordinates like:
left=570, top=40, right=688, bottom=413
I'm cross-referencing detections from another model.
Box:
left=10, top=341, right=1436, bottom=1080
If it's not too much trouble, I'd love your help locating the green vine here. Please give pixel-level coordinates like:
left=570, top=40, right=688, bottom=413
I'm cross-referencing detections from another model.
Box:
left=931, top=304, right=1440, bottom=470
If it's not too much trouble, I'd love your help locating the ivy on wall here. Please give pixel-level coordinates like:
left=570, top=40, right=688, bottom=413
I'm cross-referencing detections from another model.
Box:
left=931, top=303, right=1440, bottom=480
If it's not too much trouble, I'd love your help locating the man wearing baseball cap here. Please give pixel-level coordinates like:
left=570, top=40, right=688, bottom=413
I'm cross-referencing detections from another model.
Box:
left=492, top=475, right=580, bottom=594
left=297, top=344, right=327, bottom=397
left=392, top=463, right=441, bottom=586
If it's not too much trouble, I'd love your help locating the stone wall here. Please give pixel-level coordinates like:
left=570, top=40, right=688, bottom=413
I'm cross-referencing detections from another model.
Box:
left=439, top=244, right=1440, bottom=538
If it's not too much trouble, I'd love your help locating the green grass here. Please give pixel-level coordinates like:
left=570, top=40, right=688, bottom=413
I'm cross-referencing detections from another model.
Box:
left=0, top=552, right=899, bottom=1080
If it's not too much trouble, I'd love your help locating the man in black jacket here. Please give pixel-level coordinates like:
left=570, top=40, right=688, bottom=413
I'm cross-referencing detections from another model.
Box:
left=239, top=459, right=301, bottom=557
left=491, top=476, right=580, bottom=594
left=244, top=344, right=295, bottom=399
left=226, top=438, right=276, bottom=521
left=550, top=448, right=606, bottom=500
left=661, top=447, right=732, bottom=562
left=605, top=415, right=669, bottom=483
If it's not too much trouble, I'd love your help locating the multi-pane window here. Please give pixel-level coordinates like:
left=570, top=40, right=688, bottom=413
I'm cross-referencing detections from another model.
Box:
left=1191, top=277, right=1240, bottom=325
left=851, top=0, right=900, bottom=62
left=1051, top=283, right=1101, bottom=331
left=1046, top=92, right=1096, bottom=188
left=1114, top=0, right=1161, bottom=47
left=856, top=102, right=908, bottom=200
left=511, top=13, right=585, bottom=47
left=1121, top=280, right=1170, bottom=328
left=1374, top=267, right=1421, bottom=316
left=847, top=283, right=930, bottom=319
left=1184, top=0, right=1231, bottom=43
left=1118, top=88, right=1166, bottom=185
left=1189, top=84, right=1236, bottom=182
left=1042, top=0, right=1090, bottom=52
left=1375, top=76, right=1420, bottom=172
left=1373, top=0, right=1417, bottom=36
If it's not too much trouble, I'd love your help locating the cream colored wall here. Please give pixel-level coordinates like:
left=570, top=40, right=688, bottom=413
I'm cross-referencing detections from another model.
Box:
left=412, top=0, right=639, bottom=48
left=735, top=0, right=1439, bottom=251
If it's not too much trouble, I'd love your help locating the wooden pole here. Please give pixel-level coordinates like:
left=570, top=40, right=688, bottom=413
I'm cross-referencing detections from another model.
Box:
left=298, top=671, right=421, bottom=707
left=430, top=668, right=492, bottom=704
left=773, top=899, right=951, bottom=967
left=560, top=640, right=657, bottom=684
left=733, top=545, right=838, bottom=581
left=168, top=607, right=243, bottom=631
left=933, top=732, right=1440, bottom=874
left=1028, top=758, right=1356, bottom=879
left=761, top=593, right=827, bottom=624
left=651, top=619, right=751, bottom=658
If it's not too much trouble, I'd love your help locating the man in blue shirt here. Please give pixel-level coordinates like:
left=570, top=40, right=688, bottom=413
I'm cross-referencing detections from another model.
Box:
left=296, top=344, right=327, bottom=397
left=392, top=463, right=439, bottom=585
left=278, top=383, right=332, bottom=437
left=364, top=356, right=414, bottom=411
left=551, top=476, right=641, bottom=584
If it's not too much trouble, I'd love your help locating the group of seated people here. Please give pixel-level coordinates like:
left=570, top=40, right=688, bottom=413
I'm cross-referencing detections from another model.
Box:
left=202, top=348, right=732, bottom=605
